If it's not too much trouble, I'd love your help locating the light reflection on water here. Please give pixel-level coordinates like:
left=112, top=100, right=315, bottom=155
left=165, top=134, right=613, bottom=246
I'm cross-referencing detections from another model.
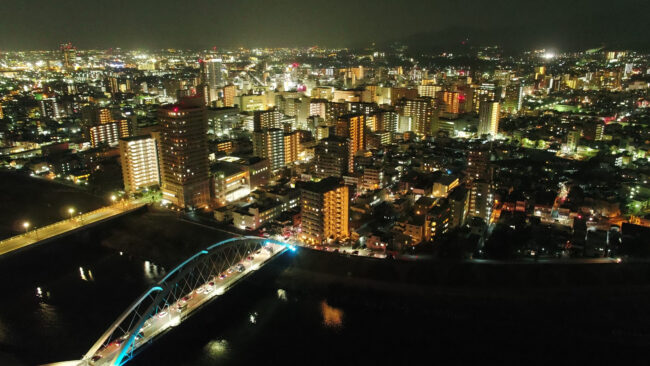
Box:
left=204, top=339, right=229, bottom=360
left=320, top=300, right=344, bottom=328
left=36, top=302, right=60, bottom=330
left=144, top=260, right=165, bottom=281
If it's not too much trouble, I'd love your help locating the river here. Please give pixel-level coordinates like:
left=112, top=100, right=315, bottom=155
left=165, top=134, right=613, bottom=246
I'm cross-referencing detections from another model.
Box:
left=2, top=174, right=650, bottom=365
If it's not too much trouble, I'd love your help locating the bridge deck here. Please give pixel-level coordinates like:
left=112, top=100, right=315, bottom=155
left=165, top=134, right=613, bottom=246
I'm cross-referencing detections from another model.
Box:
left=0, top=202, right=145, bottom=257
left=90, top=242, right=287, bottom=366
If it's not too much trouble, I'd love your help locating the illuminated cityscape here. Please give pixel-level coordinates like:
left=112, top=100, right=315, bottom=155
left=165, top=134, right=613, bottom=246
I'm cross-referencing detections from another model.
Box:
left=1, top=0, right=650, bottom=365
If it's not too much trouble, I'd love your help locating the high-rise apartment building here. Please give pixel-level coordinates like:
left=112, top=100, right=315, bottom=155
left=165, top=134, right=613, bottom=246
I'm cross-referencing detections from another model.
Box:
left=89, top=122, right=121, bottom=147
left=201, top=58, right=223, bottom=102
left=424, top=203, right=450, bottom=242
left=378, top=110, right=399, bottom=132
left=503, top=82, right=523, bottom=114
left=39, top=98, right=61, bottom=120
left=284, top=130, right=300, bottom=165
left=467, top=146, right=493, bottom=221
left=314, top=136, right=350, bottom=178
left=119, top=135, right=160, bottom=193
left=335, top=113, right=365, bottom=173
left=60, top=43, right=75, bottom=71
left=390, top=87, right=418, bottom=105
left=469, top=180, right=493, bottom=221
left=222, top=85, right=236, bottom=108
left=566, top=130, right=580, bottom=152
left=478, top=101, right=500, bottom=137
left=325, top=102, right=348, bottom=122
left=253, top=108, right=281, bottom=131
left=417, top=84, right=442, bottom=98
left=300, top=177, right=349, bottom=244
left=439, top=91, right=460, bottom=116
left=253, top=128, right=285, bottom=171
left=583, top=121, right=605, bottom=141
left=159, top=97, right=210, bottom=208
left=400, top=98, right=434, bottom=136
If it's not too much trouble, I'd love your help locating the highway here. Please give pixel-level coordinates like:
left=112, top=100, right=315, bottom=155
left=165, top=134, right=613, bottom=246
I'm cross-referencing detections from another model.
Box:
left=89, top=242, right=287, bottom=366
left=0, top=201, right=145, bottom=257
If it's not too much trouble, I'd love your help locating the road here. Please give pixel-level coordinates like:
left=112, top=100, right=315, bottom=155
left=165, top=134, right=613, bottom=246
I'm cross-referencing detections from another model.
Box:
left=0, top=201, right=145, bottom=257
left=89, top=242, right=287, bottom=366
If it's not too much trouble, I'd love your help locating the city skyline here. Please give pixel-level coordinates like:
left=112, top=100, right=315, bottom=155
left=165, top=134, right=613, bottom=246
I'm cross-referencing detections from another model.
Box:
left=2, top=5, right=650, bottom=365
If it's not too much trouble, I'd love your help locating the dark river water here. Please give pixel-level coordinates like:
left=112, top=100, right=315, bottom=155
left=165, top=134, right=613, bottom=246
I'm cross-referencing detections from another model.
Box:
left=2, top=210, right=650, bottom=365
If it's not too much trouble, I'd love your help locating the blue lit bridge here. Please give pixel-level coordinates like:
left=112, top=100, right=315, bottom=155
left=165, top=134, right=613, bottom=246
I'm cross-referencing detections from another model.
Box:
left=45, top=236, right=294, bottom=366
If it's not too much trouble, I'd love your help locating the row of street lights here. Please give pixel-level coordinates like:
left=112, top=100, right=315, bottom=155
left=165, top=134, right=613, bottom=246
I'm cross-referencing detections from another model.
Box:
left=19, top=193, right=124, bottom=240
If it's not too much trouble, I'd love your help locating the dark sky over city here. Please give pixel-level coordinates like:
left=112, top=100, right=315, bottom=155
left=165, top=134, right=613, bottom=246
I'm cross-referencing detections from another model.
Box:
left=1, top=0, right=649, bottom=51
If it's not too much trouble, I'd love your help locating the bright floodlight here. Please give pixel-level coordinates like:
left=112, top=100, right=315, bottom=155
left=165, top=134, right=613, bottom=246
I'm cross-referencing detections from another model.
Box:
left=542, top=52, right=555, bottom=59
left=23, top=221, right=30, bottom=229
left=111, top=195, right=117, bottom=202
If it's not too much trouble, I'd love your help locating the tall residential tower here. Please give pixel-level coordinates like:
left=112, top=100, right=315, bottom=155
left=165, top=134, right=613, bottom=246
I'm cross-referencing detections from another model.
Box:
left=159, top=97, right=210, bottom=208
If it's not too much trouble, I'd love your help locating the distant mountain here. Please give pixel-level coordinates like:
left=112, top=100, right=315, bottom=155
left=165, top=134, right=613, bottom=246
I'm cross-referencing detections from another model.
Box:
left=374, top=23, right=650, bottom=54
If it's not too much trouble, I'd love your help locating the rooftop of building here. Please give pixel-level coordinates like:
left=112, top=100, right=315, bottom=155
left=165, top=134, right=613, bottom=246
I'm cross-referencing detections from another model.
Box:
left=119, top=134, right=153, bottom=142
left=210, top=162, right=245, bottom=177
left=300, top=176, right=344, bottom=194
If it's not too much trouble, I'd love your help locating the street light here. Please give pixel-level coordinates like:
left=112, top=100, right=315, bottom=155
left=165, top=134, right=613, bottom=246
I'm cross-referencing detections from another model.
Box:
left=111, top=195, right=117, bottom=204
left=68, top=207, right=75, bottom=220
left=23, top=221, right=30, bottom=234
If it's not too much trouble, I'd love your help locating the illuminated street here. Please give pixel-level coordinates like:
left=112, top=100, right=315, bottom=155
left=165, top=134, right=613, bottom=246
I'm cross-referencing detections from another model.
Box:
left=0, top=202, right=145, bottom=257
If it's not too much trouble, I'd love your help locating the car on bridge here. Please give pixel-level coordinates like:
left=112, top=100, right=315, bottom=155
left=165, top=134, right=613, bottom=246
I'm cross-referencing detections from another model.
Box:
left=234, top=263, right=245, bottom=272
left=181, top=295, right=192, bottom=302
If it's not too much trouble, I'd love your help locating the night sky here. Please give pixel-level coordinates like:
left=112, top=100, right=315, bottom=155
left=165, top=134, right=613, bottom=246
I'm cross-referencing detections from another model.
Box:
left=1, top=0, right=649, bottom=51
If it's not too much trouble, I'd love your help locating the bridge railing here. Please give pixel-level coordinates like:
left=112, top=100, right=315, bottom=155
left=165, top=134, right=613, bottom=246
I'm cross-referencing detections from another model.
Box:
left=0, top=202, right=142, bottom=247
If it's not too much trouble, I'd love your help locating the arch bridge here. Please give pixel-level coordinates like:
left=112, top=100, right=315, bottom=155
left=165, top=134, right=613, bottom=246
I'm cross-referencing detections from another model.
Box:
left=64, top=236, right=292, bottom=366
